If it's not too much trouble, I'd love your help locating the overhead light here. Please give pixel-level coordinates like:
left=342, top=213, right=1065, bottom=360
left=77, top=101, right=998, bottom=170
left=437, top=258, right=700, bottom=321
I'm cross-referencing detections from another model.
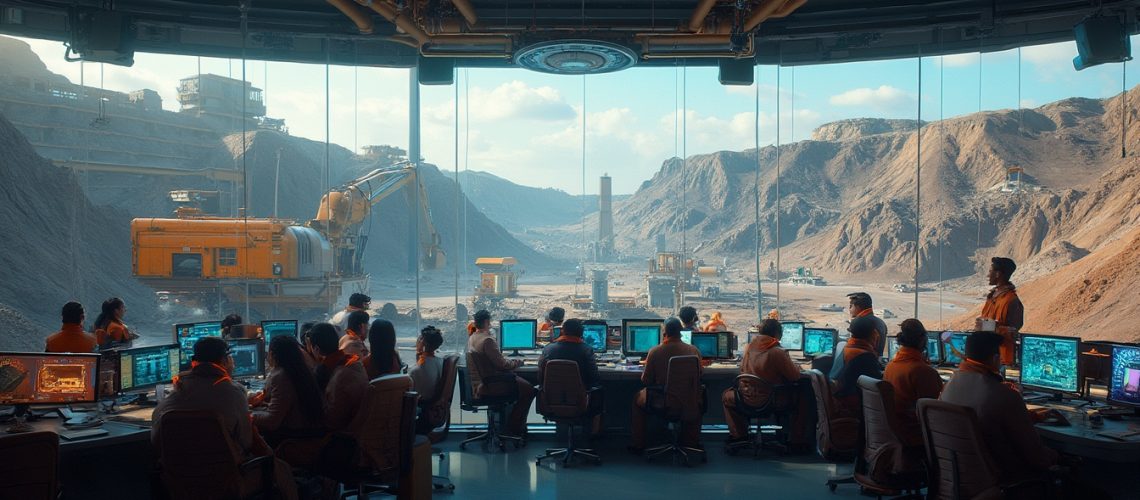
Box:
left=515, top=40, right=637, bottom=75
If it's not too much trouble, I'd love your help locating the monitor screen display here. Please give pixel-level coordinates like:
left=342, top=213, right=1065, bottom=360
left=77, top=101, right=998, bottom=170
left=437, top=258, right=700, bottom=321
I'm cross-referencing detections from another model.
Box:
left=781, top=322, right=805, bottom=351
left=551, top=326, right=562, bottom=339
left=926, top=333, right=943, bottom=364
left=0, top=352, right=99, bottom=405
left=803, top=328, right=836, bottom=357
left=623, top=319, right=663, bottom=356
left=119, top=344, right=179, bottom=393
left=942, top=331, right=970, bottom=366
left=499, top=320, right=537, bottom=351
left=228, top=339, right=264, bottom=379
left=582, top=323, right=607, bottom=352
left=887, top=337, right=900, bottom=360
left=691, top=333, right=719, bottom=359
left=680, top=330, right=693, bottom=344
left=1109, top=344, right=1140, bottom=408
left=1019, top=334, right=1080, bottom=394
left=176, top=321, right=223, bottom=369
left=260, top=320, right=298, bottom=350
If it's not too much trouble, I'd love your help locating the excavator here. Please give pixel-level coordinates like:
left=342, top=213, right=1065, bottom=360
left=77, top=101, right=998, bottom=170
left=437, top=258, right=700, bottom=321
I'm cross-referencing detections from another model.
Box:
left=131, top=162, right=445, bottom=318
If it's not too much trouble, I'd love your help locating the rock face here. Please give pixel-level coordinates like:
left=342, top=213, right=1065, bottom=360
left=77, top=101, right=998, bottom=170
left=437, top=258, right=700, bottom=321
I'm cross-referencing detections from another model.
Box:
left=811, top=118, right=923, bottom=142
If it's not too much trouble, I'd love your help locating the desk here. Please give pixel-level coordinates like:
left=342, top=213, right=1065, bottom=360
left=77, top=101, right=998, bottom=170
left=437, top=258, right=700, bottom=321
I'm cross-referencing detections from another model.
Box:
left=24, top=417, right=154, bottom=500
left=1030, top=405, right=1140, bottom=463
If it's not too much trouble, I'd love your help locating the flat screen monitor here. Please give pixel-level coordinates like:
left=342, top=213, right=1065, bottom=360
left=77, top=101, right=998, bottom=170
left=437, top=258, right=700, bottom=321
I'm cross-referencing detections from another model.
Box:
left=803, top=328, right=837, bottom=357
left=941, top=331, right=970, bottom=366
left=926, top=332, right=944, bottom=364
left=680, top=330, right=693, bottom=345
left=622, top=319, right=663, bottom=358
left=692, top=332, right=733, bottom=360
left=228, top=338, right=265, bottom=379
left=781, top=322, right=805, bottom=351
left=551, top=326, right=562, bottom=339
left=260, top=320, right=298, bottom=350
left=0, top=352, right=100, bottom=405
left=1108, top=344, right=1140, bottom=409
left=582, top=321, right=608, bottom=352
left=499, top=319, right=537, bottom=352
left=1019, top=334, right=1080, bottom=395
left=175, top=321, right=223, bottom=370
left=886, top=337, right=901, bottom=361
left=118, top=343, right=180, bottom=394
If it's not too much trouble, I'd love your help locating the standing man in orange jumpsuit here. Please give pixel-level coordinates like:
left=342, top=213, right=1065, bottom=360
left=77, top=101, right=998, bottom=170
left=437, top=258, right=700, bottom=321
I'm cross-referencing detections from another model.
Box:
left=978, top=257, right=1024, bottom=366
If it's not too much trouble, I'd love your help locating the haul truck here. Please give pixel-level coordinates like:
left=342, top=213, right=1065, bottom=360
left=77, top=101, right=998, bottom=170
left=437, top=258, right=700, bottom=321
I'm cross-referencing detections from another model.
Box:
left=132, top=163, right=445, bottom=318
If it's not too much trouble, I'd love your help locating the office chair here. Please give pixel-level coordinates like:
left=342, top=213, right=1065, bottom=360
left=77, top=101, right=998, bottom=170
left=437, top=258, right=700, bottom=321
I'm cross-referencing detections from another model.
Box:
left=854, top=376, right=925, bottom=498
left=806, top=369, right=858, bottom=492
left=155, top=410, right=277, bottom=500
left=419, top=354, right=459, bottom=492
left=458, top=366, right=525, bottom=452
left=0, top=431, right=58, bottom=500
left=535, top=360, right=603, bottom=467
left=724, top=373, right=799, bottom=457
left=917, top=399, right=1050, bottom=500
left=337, top=374, right=421, bottom=500
left=644, top=355, right=707, bottom=466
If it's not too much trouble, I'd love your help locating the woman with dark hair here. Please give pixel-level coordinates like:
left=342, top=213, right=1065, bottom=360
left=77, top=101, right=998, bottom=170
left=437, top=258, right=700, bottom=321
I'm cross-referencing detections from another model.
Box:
left=94, top=297, right=137, bottom=349
left=364, top=319, right=402, bottom=379
left=252, top=336, right=325, bottom=445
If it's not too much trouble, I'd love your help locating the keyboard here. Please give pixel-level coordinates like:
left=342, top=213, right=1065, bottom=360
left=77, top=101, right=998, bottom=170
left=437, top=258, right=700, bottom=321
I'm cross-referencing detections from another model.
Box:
left=59, top=427, right=110, bottom=440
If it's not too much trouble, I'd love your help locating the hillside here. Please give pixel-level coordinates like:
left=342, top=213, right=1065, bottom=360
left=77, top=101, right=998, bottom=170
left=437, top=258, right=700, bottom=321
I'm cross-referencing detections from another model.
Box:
left=447, top=170, right=630, bottom=232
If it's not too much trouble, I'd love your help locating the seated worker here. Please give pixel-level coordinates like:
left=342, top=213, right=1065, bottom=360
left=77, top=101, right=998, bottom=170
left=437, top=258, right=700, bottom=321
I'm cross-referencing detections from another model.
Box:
left=704, top=311, right=728, bottom=332
left=221, top=313, right=243, bottom=338
left=539, top=307, right=566, bottom=343
left=251, top=335, right=325, bottom=446
left=846, top=292, right=888, bottom=356
left=93, top=297, right=138, bottom=349
left=309, top=323, right=368, bottom=432
left=723, top=318, right=808, bottom=448
left=678, top=306, right=700, bottom=332
left=940, top=332, right=1059, bottom=484
left=979, top=257, right=1025, bottom=366
left=883, top=319, right=943, bottom=447
left=629, top=317, right=703, bottom=454
left=409, top=325, right=445, bottom=398
left=45, top=301, right=97, bottom=353
left=829, top=315, right=883, bottom=415
left=330, top=292, right=370, bottom=333
left=466, top=309, right=535, bottom=438
left=152, top=337, right=298, bottom=500
left=338, top=310, right=370, bottom=358
left=538, top=318, right=603, bottom=433
left=363, top=319, right=403, bottom=379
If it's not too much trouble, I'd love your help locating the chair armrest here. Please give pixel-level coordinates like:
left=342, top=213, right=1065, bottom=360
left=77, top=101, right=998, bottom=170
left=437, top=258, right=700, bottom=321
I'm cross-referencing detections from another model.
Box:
left=586, top=386, right=603, bottom=394
left=238, top=454, right=274, bottom=474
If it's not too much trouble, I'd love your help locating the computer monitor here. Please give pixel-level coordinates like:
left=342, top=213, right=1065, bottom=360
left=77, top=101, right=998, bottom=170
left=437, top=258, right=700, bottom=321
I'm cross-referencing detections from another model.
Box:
left=175, top=321, right=223, bottom=369
left=680, top=330, right=693, bottom=345
left=622, top=319, right=663, bottom=358
left=692, top=332, right=733, bottom=360
left=260, top=320, right=298, bottom=350
left=1019, top=334, right=1080, bottom=396
left=118, top=343, right=180, bottom=394
left=551, top=326, right=562, bottom=339
left=1108, top=344, right=1140, bottom=409
left=499, top=319, right=537, bottom=353
left=581, top=321, right=608, bottom=353
left=886, top=337, right=901, bottom=361
left=803, top=328, right=837, bottom=357
left=0, top=352, right=100, bottom=405
left=941, top=331, right=970, bottom=366
left=781, top=322, right=805, bottom=351
left=925, top=332, right=944, bottom=364
left=227, top=338, right=265, bottom=379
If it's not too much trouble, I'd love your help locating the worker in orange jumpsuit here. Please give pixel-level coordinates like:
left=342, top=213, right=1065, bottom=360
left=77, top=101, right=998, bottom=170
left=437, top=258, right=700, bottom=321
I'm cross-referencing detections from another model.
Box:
left=538, top=307, right=566, bottom=343
left=883, top=319, right=943, bottom=447
left=94, top=297, right=137, bottom=349
left=723, top=319, right=808, bottom=447
left=45, top=301, right=97, bottom=353
left=704, top=311, right=728, bottom=332
left=978, top=257, right=1024, bottom=366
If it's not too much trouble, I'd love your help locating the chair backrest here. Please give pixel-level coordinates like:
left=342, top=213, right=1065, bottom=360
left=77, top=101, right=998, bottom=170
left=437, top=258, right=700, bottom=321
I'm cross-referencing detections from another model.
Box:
left=663, top=355, right=702, bottom=421
left=806, top=369, right=858, bottom=461
left=424, top=355, right=460, bottom=440
left=733, top=373, right=795, bottom=414
left=857, top=375, right=912, bottom=482
left=156, top=410, right=245, bottom=498
left=538, top=359, right=589, bottom=420
left=351, top=374, right=417, bottom=474
left=458, top=363, right=474, bottom=407
left=0, top=431, right=58, bottom=500
left=917, top=399, right=1002, bottom=500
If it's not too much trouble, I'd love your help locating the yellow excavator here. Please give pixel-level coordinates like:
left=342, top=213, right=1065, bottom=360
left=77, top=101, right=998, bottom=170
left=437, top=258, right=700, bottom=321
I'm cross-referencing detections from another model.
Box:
left=132, top=162, right=445, bottom=318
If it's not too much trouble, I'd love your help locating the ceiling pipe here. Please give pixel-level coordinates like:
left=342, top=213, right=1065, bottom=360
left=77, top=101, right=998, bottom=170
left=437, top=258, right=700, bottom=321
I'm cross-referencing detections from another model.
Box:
left=744, top=0, right=791, bottom=32
left=769, top=0, right=807, bottom=18
left=326, top=0, right=375, bottom=34
left=450, top=0, right=479, bottom=27
left=356, top=0, right=432, bottom=46
left=687, top=0, right=720, bottom=32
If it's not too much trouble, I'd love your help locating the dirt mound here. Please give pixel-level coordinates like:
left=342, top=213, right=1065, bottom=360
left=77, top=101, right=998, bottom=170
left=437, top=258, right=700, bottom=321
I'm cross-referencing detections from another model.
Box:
left=811, top=118, right=922, bottom=142
left=0, top=112, right=156, bottom=350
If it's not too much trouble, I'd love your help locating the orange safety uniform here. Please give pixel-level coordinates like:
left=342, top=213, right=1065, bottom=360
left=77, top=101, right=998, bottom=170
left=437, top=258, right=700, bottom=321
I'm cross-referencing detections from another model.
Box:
left=722, top=334, right=806, bottom=441
left=882, top=346, right=943, bottom=446
left=45, top=323, right=97, bottom=353
left=980, top=284, right=1024, bottom=365
left=96, top=319, right=131, bottom=348
left=704, top=319, right=728, bottom=332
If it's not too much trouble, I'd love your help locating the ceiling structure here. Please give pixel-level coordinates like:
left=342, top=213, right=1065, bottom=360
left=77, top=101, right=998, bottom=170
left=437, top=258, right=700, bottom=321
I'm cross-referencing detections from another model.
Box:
left=0, top=0, right=1135, bottom=72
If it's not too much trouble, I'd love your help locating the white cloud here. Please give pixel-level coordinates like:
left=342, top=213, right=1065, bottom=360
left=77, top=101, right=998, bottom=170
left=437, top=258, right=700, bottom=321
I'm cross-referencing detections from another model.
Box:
left=467, top=81, right=575, bottom=121
left=941, top=53, right=979, bottom=68
left=829, top=85, right=914, bottom=110
left=1022, top=41, right=1076, bottom=68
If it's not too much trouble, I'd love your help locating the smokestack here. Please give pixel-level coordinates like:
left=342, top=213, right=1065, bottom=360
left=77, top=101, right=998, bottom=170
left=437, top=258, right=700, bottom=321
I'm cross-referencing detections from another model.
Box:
left=598, top=174, right=614, bottom=261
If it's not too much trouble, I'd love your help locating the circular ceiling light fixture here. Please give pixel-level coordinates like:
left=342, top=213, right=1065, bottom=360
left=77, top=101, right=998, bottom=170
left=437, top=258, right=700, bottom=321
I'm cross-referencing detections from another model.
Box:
left=514, top=40, right=637, bottom=75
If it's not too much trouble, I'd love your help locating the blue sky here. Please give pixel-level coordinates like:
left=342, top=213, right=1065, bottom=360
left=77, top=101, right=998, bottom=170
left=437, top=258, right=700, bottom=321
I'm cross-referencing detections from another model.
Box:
left=17, top=35, right=1140, bottom=194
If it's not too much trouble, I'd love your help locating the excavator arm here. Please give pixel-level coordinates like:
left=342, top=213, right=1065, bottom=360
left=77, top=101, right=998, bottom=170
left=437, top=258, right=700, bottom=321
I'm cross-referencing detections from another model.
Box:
left=311, top=162, right=446, bottom=271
